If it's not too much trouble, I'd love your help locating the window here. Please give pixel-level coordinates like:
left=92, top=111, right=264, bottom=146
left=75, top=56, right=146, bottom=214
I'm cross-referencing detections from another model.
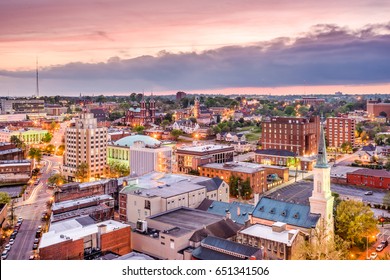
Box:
left=145, top=200, right=151, bottom=210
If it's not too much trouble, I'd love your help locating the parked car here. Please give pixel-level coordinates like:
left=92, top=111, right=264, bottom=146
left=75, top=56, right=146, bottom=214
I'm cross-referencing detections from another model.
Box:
left=370, top=252, right=378, bottom=259
left=364, top=191, right=373, bottom=195
left=1, top=249, right=8, bottom=260
left=376, top=240, right=389, bottom=252
left=32, top=243, right=38, bottom=250
left=4, top=244, right=11, bottom=251
left=9, top=239, right=15, bottom=245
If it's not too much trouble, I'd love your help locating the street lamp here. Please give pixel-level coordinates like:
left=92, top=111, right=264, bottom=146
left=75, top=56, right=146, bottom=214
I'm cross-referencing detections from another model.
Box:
left=366, top=235, right=376, bottom=259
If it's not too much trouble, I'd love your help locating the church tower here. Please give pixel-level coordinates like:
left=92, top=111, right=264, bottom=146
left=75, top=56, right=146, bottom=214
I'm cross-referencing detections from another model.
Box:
left=193, top=97, right=200, bottom=119
left=140, top=94, right=146, bottom=124
left=149, top=93, right=156, bottom=123
left=309, top=117, right=334, bottom=233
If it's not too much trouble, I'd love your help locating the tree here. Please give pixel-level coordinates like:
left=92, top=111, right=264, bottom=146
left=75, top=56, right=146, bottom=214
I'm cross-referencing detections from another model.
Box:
left=48, top=174, right=66, bottom=186
left=0, top=192, right=11, bottom=204
left=340, top=142, right=353, bottom=154
left=28, top=148, right=42, bottom=167
left=133, top=125, right=145, bottom=134
left=41, top=132, right=53, bottom=143
left=170, top=129, right=183, bottom=140
left=10, top=135, right=24, bottom=149
left=75, top=162, right=89, bottom=182
left=284, top=106, right=295, bottom=115
left=335, top=200, right=378, bottom=247
left=292, top=219, right=350, bottom=260
left=161, top=119, right=170, bottom=129
left=107, top=162, right=130, bottom=178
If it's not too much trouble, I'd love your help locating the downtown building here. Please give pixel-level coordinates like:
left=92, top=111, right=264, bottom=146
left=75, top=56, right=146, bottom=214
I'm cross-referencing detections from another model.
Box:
left=261, top=116, right=320, bottom=157
left=326, top=117, right=356, bottom=149
left=63, top=112, right=107, bottom=182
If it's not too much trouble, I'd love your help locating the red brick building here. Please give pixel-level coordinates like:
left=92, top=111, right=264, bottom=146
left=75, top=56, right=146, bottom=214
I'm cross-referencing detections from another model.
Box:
left=125, top=97, right=156, bottom=127
left=326, top=117, right=356, bottom=148
left=367, top=99, right=390, bottom=118
left=261, top=116, right=320, bottom=156
left=39, top=219, right=131, bottom=260
left=346, top=169, right=390, bottom=189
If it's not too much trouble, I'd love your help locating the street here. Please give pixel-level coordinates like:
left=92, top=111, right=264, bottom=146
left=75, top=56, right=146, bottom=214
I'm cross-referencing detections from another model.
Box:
left=5, top=157, right=56, bottom=260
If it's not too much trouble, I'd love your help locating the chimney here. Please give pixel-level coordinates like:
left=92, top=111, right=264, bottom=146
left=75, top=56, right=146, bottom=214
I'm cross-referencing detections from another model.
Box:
left=254, top=193, right=260, bottom=206
left=97, top=224, right=107, bottom=249
left=226, top=211, right=231, bottom=219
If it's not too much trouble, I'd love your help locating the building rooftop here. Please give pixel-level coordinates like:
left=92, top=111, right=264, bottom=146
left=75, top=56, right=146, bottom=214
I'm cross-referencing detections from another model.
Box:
left=197, top=199, right=254, bottom=225
left=147, top=207, right=224, bottom=237
left=113, top=135, right=161, bottom=148
left=255, top=149, right=297, bottom=157
left=52, top=194, right=113, bottom=211
left=201, top=161, right=264, bottom=173
left=120, top=172, right=215, bottom=193
left=192, top=236, right=262, bottom=260
left=0, top=160, right=31, bottom=166
left=253, top=197, right=320, bottom=229
left=348, top=168, right=390, bottom=177
left=177, top=144, right=233, bottom=153
left=40, top=217, right=129, bottom=248
left=239, top=223, right=299, bottom=245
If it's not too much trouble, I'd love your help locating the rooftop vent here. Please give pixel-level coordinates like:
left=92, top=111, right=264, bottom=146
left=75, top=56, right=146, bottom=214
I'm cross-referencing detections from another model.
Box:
left=281, top=210, right=287, bottom=217
left=293, top=213, right=300, bottom=219
left=259, top=206, right=264, bottom=212
left=270, top=208, right=275, bottom=214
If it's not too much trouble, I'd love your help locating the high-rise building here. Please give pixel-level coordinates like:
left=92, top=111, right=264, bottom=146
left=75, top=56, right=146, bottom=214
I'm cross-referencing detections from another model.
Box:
left=261, top=116, right=320, bottom=156
left=63, top=112, right=107, bottom=182
left=326, top=117, right=356, bottom=149
left=0, top=99, right=44, bottom=114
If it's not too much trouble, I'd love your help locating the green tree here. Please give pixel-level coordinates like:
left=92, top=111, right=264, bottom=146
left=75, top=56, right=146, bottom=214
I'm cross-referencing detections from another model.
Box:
left=133, top=125, right=145, bottom=134
left=170, top=129, right=183, bottom=140
left=48, top=174, right=66, bottom=186
left=340, top=142, right=353, bottom=154
left=10, top=135, right=23, bottom=148
left=284, top=106, right=295, bottom=115
left=41, top=132, right=53, bottom=143
left=0, top=192, right=11, bottom=204
left=161, top=119, right=170, bottom=129
left=75, top=162, right=89, bottom=182
left=335, top=200, right=378, bottom=247
left=28, top=147, right=42, bottom=167
left=107, top=162, right=130, bottom=178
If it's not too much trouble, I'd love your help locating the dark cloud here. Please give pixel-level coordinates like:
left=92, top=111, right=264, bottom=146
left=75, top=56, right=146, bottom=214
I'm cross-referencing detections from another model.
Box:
left=1, top=23, right=390, bottom=94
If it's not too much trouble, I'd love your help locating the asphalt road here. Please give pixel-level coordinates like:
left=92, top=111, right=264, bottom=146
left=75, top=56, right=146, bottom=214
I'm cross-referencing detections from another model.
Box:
left=6, top=157, right=55, bottom=260
left=331, top=184, right=386, bottom=205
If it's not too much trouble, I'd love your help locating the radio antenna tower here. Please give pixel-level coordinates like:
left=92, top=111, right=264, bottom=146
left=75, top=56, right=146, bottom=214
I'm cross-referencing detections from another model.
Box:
left=36, top=57, right=40, bottom=98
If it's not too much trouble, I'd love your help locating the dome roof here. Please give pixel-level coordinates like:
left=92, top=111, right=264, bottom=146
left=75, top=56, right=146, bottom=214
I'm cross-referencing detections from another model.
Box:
left=114, top=135, right=161, bottom=147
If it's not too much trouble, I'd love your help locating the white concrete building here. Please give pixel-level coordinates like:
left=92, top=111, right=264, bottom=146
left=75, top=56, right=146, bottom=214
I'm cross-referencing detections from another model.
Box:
left=63, top=112, right=108, bottom=182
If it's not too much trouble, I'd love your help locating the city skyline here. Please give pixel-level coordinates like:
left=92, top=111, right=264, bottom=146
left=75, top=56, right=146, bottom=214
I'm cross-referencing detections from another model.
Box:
left=1, top=0, right=390, bottom=96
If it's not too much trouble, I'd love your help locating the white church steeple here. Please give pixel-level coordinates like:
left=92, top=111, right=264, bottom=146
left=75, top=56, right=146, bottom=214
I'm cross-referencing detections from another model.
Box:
left=309, top=116, right=334, bottom=232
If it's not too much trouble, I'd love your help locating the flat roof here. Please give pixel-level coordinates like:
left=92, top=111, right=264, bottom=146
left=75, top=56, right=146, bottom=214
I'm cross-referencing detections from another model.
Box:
left=239, top=223, right=298, bottom=245
left=147, top=207, right=223, bottom=237
left=201, top=161, right=264, bottom=173
left=331, top=165, right=361, bottom=179
left=177, top=144, right=233, bottom=153
left=120, top=172, right=212, bottom=194
left=40, top=218, right=129, bottom=248
left=52, top=194, right=113, bottom=211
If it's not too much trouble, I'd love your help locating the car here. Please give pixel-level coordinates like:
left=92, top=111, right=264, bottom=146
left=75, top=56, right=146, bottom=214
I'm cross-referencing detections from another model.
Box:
left=370, top=252, right=378, bottom=259
left=1, top=249, right=8, bottom=260
left=34, top=238, right=39, bottom=244
left=18, top=217, right=23, bottom=222
left=4, top=244, right=11, bottom=251
left=29, top=255, right=35, bottom=260
left=9, top=239, right=15, bottom=245
left=376, top=240, right=389, bottom=252
left=364, top=191, right=373, bottom=195
left=10, top=232, right=17, bottom=239
left=32, top=243, right=38, bottom=250
left=38, top=225, right=42, bottom=230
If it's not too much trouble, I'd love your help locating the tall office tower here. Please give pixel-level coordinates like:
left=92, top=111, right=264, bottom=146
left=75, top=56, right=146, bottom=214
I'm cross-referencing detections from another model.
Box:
left=63, top=112, right=107, bottom=182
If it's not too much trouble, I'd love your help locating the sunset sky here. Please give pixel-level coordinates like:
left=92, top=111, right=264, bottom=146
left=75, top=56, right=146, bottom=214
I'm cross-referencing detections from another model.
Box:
left=1, top=0, right=390, bottom=96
